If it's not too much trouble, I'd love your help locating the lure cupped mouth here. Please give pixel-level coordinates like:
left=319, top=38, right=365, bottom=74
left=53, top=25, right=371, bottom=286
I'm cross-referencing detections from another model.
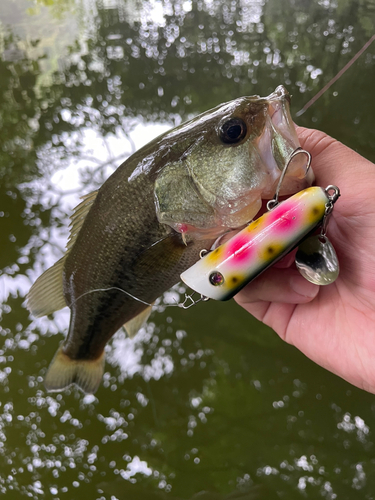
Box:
left=256, top=86, right=314, bottom=197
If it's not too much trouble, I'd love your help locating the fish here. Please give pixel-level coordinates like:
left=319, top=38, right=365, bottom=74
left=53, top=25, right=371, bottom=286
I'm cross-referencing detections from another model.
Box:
left=26, top=85, right=314, bottom=394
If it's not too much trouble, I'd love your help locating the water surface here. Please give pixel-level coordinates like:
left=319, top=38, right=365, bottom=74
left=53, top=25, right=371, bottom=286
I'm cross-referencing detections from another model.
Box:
left=1, top=1, right=375, bottom=498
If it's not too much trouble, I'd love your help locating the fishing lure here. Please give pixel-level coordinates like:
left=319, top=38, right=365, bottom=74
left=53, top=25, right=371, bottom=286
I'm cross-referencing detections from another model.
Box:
left=180, top=149, right=340, bottom=301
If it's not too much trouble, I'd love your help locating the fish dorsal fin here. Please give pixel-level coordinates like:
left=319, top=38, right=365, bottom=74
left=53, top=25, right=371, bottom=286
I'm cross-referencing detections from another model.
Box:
left=67, top=190, right=98, bottom=251
left=124, top=304, right=154, bottom=338
left=26, top=257, right=67, bottom=317
left=26, top=190, right=98, bottom=318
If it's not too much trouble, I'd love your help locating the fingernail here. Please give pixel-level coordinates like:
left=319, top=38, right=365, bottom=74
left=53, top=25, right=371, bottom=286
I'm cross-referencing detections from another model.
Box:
left=290, top=275, right=319, bottom=298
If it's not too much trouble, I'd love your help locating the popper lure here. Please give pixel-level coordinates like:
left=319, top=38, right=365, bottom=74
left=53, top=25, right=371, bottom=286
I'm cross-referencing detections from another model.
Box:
left=181, top=149, right=340, bottom=301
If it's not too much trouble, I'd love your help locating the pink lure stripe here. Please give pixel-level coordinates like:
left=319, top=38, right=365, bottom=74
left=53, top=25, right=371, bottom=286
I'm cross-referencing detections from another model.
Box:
left=266, top=200, right=302, bottom=234
left=225, top=234, right=256, bottom=263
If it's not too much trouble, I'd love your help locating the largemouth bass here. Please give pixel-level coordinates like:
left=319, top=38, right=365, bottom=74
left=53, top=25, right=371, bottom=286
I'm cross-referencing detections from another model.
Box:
left=27, top=85, right=313, bottom=394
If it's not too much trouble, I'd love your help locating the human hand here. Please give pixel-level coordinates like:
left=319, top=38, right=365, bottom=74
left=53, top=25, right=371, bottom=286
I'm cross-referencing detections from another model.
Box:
left=235, top=126, right=375, bottom=393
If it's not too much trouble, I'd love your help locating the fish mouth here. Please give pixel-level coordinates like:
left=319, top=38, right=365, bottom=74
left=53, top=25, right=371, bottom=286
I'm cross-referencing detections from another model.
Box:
left=255, top=85, right=314, bottom=198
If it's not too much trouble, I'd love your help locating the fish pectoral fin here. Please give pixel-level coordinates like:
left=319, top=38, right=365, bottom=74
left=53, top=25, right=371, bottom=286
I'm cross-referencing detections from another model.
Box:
left=124, top=304, right=154, bottom=338
left=135, top=232, right=187, bottom=275
left=26, top=257, right=67, bottom=317
left=44, top=345, right=105, bottom=394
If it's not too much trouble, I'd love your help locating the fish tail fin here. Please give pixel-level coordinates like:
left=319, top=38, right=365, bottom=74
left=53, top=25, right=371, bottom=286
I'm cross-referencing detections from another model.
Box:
left=44, top=345, right=105, bottom=394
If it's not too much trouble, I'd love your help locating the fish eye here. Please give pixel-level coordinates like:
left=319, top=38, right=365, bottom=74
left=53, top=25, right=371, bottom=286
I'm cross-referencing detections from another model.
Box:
left=219, top=118, right=247, bottom=144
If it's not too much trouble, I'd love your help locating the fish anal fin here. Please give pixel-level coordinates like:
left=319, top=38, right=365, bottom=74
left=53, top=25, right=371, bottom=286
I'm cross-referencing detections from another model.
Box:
left=26, top=257, right=67, bottom=317
left=124, top=304, right=154, bottom=338
left=44, top=345, right=105, bottom=394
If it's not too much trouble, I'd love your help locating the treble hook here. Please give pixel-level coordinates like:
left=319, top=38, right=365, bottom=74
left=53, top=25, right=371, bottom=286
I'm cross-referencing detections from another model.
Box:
left=267, top=148, right=312, bottom=211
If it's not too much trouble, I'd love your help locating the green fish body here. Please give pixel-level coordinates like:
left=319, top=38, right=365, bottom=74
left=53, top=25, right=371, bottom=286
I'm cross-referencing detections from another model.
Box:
left=27, top=85, right=313, bottom=394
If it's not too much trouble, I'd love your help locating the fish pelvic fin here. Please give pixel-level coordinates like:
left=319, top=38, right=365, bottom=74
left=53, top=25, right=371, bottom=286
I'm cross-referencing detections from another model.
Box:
left=124, top=304, right=154, bottom=338
left=26, top=257, right=67, bottom=317
left=44, top=345, right=105, bottom=394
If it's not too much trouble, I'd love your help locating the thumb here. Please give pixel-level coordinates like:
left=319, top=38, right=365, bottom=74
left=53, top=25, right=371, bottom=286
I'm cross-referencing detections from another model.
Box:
left=296, top=126, right=338, bottom=158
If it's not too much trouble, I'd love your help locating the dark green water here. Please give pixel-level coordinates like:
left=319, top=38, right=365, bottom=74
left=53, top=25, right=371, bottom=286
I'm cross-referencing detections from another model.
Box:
left=1, top=1, right=375, bottom=498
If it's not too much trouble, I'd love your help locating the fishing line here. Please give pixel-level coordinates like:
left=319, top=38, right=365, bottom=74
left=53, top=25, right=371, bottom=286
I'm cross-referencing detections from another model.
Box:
left=68, top=287, right=152, bottom=308
left=296, top=33, right=375, bottom=117
left=68, top=286, right=206, bottom=310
